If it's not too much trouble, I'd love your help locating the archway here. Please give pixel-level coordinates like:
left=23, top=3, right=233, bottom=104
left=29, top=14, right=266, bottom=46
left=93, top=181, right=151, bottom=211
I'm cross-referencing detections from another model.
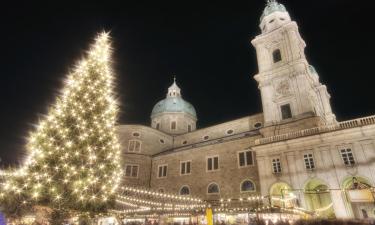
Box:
left=269, top=182, right=296, bottom=208
left=304, top=179, right=335, bottom=218
left=342, top=176, right=374, bottom=219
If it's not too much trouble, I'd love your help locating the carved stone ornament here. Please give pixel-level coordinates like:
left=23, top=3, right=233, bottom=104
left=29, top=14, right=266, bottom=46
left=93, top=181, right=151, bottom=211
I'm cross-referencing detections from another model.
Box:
left=275, top=79, right=291, bottom=97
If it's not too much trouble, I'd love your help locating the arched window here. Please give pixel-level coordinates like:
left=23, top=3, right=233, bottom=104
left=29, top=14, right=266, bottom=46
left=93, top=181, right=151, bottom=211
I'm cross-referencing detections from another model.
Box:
left=207, top=183, right=220, bottom=194
left=273, top=49, right=282, bottom=63
left=180, top=186, right=190, bottom=195
left=241, top=180, right=256, bottom=192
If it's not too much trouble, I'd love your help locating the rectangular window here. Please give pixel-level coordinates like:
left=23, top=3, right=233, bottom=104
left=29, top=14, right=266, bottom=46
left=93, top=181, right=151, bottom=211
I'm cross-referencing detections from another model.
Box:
left=156, top=123, right=160, bottom=130
left=158, top=165, right=168, bottom=178
left=128, top=140, right=141, bottom=152
left=303, top=154, right=315, bottom=170
left=281, top=104, right=292, bottom=120
left=180, top=161, right=191, bottom=175
left=171, top=121, right=177, bottom=130
left=188, top=124, right=192, bottom=132
left=272, top=158, right=282, bottom=173
left=207, top=156, right=219, bottom=171
left=340, top=148, right=355, bottom=166
left=238, top=150, right=254, bottom=167
left=125, top=164, right=139, bottom=178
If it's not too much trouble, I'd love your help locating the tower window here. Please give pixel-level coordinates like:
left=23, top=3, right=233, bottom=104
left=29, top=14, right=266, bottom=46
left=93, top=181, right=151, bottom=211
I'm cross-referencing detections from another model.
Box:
left=281, top=104, right=292, bottom=120
left=156, top=123, right=160, bottom=130
left=171, top=121, right=177, bottom=130
left=273, top=49, right=282, bottom=63
left=188, top=124, right=192, bottom=132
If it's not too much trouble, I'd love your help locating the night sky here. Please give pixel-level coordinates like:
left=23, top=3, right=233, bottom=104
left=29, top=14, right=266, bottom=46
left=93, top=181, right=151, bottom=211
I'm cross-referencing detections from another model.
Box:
left=0, top=1, right=374, bottom=166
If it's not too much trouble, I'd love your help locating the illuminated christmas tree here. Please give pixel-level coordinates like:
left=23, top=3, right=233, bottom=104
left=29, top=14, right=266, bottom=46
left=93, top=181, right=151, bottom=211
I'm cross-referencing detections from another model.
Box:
left=0, top=32, right=122, bottom=214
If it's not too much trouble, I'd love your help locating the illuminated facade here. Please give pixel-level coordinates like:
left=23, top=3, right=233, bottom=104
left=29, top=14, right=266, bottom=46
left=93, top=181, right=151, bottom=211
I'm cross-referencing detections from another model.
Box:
left=118, top=0, right=375, bottom=220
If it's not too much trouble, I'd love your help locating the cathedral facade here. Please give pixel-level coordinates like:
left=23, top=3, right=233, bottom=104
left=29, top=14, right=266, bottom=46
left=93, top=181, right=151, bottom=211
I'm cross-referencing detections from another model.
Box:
left=118, top=1, right=375, bottom=220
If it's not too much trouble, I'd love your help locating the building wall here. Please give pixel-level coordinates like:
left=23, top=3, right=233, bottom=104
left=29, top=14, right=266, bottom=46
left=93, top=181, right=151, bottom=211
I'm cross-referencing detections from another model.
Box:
left=253, top=123, right=375, bottom=219
left=150, top=135, right=261, bottom=200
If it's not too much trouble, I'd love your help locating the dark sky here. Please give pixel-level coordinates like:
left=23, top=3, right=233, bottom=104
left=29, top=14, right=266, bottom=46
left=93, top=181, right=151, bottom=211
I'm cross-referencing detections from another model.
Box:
left=0, top=0, right=374, bottom=166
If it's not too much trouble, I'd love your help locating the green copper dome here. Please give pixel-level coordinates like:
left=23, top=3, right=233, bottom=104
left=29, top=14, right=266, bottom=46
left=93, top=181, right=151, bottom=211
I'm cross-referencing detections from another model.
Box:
left=151, top=97, right=197, bottom=118
left=260, top=1, right=287, bottom=22
left=151, top=79, right=197, bottom=118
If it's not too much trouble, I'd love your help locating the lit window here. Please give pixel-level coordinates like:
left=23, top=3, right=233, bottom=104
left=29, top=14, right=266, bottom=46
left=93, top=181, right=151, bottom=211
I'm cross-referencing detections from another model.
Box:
left=171, top=121, right=177, bottom=130
left=340, top=148, right=355, bottom=166
left=273, top=49, right=282, bottom=63
left=207, top=156, right=219, bottom=171
left=207, top=183, right=220, bottom=194
left=180, top=186, right=190, bottom=195
left=180, top=161, right=191, bottom=175
left=238, top=150, right=254, bottom=167
left=158, top=165, right=168, bottom=178
left=303, top=154, right=315, bottom=170
left=128, top=140, right=141, bottom=152
left=272, top=158, right=282, bottom=173
left=124, top=164, right=139, bottom=178
left=241, top=180, right=256, bottom=192
left=281, top=104, right=292, bottom=120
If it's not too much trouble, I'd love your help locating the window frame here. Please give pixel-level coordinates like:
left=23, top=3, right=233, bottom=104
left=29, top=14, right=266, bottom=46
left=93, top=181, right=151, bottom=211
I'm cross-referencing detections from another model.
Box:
left=237, top=150, right=254, bottom=168
left=207, top=182, right=220, bottom=195
left=206, top=155, right=219, bottom=172
left=179, top=185, right=191, bottom=196
left=340, top=148, right=356, bottom=166
left=240, top=179, right=256, bottom=193
left=272, top=49, right=282, bottom=63
left=128, top=139, right=142, bottom=153
left=188, top=124, right=192, bottom=132
left=171, top=121, right=177, bottom=130
left=272, top=158, right=282, bottom=174
left=303, top=153, right=315, bottom=170
left=280, top=103, right=293, bottom=120
left=124, top=164, right=139, bottom=179
left=180, top=160, right=192, bottom=176
left=157, top=164, right=168, bottom=179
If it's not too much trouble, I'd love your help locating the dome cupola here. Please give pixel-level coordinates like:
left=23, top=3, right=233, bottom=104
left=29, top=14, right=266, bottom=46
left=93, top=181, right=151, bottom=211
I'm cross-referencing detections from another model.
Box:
left=151, top=78, right=197, bottom=135
left=260, top=0, right=291, bottom=34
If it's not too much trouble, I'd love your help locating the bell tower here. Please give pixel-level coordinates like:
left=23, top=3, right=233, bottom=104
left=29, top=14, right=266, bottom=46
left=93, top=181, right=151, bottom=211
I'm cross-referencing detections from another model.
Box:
left=251, top=0, right=336, bottom=135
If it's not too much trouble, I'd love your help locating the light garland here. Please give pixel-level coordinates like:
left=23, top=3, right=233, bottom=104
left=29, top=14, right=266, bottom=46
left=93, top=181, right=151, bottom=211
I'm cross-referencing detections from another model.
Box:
left=120, top=186, right=202, bottom=203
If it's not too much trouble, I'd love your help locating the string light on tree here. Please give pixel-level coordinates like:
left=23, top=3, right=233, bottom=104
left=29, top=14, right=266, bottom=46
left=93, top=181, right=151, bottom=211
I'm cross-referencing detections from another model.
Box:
left=0, top=32, right=122, bottom=214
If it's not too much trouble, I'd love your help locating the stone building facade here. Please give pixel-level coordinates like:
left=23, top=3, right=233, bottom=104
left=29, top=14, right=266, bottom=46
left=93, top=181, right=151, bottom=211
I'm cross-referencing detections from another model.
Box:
left=118, top=0, right=375, bottom=220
